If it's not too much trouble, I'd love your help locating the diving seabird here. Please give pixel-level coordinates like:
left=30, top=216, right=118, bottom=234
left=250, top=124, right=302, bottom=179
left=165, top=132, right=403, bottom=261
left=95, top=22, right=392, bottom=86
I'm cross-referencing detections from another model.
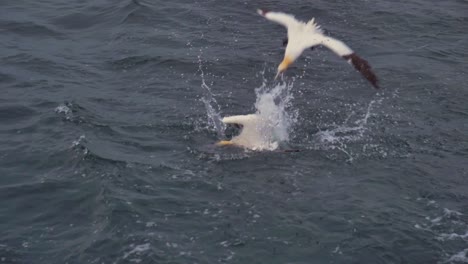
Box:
left=216, top=114, right=263, bottom=149
left=257, top=9, right=379, bottom=88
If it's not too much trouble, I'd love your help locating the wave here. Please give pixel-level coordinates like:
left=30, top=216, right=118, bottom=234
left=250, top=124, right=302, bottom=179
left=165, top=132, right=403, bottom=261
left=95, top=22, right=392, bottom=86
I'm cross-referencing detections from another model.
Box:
left=0, top=20, right=63, bottom=38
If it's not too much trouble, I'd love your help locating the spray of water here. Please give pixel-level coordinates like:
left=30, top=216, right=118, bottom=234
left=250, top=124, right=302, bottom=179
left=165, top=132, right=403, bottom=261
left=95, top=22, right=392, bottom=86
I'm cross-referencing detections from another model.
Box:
left=315, top=99, right=380, bottom=144
left=312, top=98, right=383, bottom=161
left=196, top=49, right=298, bottom=151
left=247, top=80, right=297, bottom=150
left=197, top=54, right=225, bottom=137
left=197, top=53, right=381, bottom=154
left=198, top=59, right=297, bottom=150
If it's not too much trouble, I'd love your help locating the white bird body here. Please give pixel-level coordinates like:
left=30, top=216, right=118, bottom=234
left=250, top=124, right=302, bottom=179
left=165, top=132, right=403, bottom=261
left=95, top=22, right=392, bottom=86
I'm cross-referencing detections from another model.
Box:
left=221, top=114, right=261, bottom=149
left=257, top=9, right=379, bottom=88
left=216, top=114, right=280, bottom=151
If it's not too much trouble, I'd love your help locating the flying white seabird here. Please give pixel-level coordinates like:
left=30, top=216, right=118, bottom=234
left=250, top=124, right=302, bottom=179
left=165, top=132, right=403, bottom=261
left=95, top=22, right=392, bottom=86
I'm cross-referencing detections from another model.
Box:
left=257, top=9, right=379, bottom=88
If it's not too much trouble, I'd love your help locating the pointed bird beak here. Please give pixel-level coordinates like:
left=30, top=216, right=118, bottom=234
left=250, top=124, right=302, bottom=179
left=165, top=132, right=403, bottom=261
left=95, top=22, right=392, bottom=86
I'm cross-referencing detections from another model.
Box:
left=274, top=70, right=284, bottom=80
left=276, top=56, right=292, bottom=80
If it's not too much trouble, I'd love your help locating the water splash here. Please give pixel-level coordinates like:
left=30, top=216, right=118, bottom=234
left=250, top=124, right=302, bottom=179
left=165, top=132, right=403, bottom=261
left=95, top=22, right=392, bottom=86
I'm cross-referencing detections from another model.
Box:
left=315, top=99, right=380, bottom=144
left=55, top=102, right=73, bottom=121
left=243, top=80, right=297, bottom=150
left=446, top=249, right=468, bottom=263
left=414, top=199, right=468, bottom=263
left=206, top=80, right=297, bottom=151
left=197, top=53, right=225, bottom=137
left=123, top=243, right=151, bottom=260
left=196, top=58, right=383, bottom=153
left=197, top=57, right=297, bottom=151
left=312, top=98, right=383, bottom=161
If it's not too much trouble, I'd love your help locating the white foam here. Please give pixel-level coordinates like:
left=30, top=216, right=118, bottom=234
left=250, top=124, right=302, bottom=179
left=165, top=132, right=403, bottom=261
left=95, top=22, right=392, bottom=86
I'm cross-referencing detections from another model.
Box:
left=198, top=53, right=225, bottom=136
left=251, top=81, right=297, bottom=150
left=332, top=245, right=342, bottom=254
left=123, top=243, right=150, bottom=259
left=220, top=241, right=229, bottom=247
left=437, top=231, right=468, bottom=241
left=224, top=81, right=296, bottom=151
left=415, top=202, right=467, bottom=263
left=55, top=104, right=73, bottom=121
left=431, top=216, right=443, bottom=224
left=196, top=52, right=298, bottom=151
left=311, top=98, right=384, bottom=161
left=444, top=208, right=463, bottom=217
left=71, top=135, right=85, bottom=147
left=145, top=222, right=156, bottom=227
left=446, top=248, right=468, bottom=263
left=166, top=242, right=178, bottom=248
left=227, top=82, right=297, bottom=150
left=54, top=104, right=70, bottom=115
left=315, top=99, right=380, bottom=145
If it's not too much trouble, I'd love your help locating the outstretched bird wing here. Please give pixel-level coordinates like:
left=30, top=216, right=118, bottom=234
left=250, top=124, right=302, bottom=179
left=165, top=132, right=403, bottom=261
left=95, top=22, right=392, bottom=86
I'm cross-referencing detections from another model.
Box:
left=257, top=9, right=298, bottom=29
left=222, top=114, right=258, bottom=126
left=309, top=36, right=379, bottom=88
left=258, top=9, right=379, bottom=88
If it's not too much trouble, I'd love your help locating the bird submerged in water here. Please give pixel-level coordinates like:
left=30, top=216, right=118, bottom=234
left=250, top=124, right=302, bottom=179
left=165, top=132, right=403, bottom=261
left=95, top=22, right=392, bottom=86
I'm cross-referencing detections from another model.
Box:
left=216, top=114, right=265, bottom=150
left=257, top=9, right=379, bottom=88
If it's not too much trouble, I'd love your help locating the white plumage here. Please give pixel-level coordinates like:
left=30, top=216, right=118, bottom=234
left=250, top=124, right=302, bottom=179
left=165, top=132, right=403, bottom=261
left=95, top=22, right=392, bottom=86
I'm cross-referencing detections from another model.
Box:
left=257, top=9, right=379, bottom=88
left=217, top=114, right=285, bottom=150
left=220, top=114, right=264, bottom=150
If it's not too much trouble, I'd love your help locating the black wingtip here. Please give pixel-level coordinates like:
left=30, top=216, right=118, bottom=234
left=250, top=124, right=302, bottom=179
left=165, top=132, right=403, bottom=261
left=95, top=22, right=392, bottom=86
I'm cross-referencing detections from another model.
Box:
left=343, top=53, right=379, bottom=89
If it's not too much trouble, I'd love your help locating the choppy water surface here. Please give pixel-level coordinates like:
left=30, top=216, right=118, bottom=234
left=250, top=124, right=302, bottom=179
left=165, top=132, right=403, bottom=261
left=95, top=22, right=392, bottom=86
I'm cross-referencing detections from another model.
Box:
left=1, top=0, right=467, bottom=263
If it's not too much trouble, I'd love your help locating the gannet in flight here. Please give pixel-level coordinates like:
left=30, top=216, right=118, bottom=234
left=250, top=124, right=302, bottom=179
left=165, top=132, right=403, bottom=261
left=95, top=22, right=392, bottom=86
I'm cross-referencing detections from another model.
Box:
left=257, top=9, right=379, bottom=88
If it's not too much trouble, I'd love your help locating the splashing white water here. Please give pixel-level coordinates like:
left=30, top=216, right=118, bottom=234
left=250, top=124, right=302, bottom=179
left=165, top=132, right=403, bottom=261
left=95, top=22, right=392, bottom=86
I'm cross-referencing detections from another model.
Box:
left=123, top=243, right=151, bottom=260
left=414, top=199, right=468, bottom=263
left=203, top=80, right=297, bottom=151
left=240, top=81, right=296, bottom=150
left=198, top=53, right=225, bottom=137
left=447, top=249, right=468, bottom=263
left=198, top=56, right=297, bottom=150
left=312, top=98, right=383, bottom=161
left=217, top=81, right=296, bottom=151
left=55, top=102, right=73, bottom=121
left=315, top=99, right=380, bottom=144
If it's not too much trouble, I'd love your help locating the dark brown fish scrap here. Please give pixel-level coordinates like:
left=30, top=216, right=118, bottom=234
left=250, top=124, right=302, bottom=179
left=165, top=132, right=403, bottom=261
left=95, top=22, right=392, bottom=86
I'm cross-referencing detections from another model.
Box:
left=258, top=9, right=269, bottom=16
left=343, top=53, right=379, bottom=89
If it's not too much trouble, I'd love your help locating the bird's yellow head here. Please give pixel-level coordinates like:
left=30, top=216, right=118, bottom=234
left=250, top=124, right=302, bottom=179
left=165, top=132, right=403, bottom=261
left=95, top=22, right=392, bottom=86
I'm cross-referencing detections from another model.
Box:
left=275, top=56, right=293, bottom=79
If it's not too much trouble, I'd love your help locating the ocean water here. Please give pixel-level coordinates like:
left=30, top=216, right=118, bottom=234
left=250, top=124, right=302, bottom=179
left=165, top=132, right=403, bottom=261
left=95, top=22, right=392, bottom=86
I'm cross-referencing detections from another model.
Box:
left=1, top=0, right=467, bottom=263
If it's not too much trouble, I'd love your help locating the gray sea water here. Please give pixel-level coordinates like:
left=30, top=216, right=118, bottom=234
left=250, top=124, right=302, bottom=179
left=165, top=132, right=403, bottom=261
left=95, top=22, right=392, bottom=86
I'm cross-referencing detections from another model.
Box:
left=1, top=0, right=467, bottom=263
